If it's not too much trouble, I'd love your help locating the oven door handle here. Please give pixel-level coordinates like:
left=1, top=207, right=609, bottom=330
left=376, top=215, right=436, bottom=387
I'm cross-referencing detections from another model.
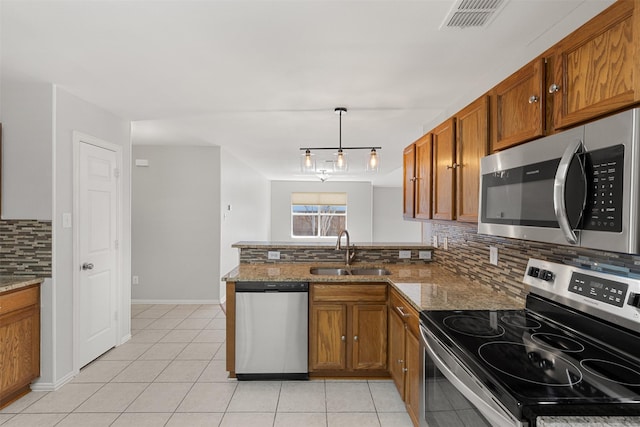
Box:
left=419, top=325, right=521, bottom=427
left=554, top=138, right=585, bottom=245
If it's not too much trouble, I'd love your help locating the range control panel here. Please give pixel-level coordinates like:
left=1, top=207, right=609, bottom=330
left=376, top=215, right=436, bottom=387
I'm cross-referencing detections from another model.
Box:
left=568, top=272, right=628, bottom=308
left=523, top=259, right=640, bottom=331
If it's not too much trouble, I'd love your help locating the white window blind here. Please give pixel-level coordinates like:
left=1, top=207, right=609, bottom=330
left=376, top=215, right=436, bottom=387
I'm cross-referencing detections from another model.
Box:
left=291, top=192, right=347, bottom=206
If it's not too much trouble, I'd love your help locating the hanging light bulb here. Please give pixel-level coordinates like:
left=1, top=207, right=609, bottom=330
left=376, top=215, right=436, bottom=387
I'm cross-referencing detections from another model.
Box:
left=366, top=148, right=379, bottom=172
left=300, top=149, right=316, bottom=173
left=334, top=148, right=348, bottom=172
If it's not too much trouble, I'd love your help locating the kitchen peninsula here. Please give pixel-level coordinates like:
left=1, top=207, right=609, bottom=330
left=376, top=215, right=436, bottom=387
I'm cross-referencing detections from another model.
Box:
left=223, top=241, right=523, bottom=426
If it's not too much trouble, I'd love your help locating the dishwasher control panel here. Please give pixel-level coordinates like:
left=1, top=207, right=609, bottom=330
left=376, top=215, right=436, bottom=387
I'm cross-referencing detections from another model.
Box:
left=235, top=281, right=309, bottom=292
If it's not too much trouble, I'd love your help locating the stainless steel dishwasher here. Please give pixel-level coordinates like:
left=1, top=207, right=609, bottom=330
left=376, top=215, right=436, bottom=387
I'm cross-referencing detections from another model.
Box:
left=235, top=281, right=309, bottom=380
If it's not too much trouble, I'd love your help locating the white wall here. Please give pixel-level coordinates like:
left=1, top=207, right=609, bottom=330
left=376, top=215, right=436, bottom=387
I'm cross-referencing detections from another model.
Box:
left=132, top=145, right=220, bottom=302
left=53, top=87, right=131, bottom=384
left=373, top=187, right=421, bottom=242
left=0, top=81, right=53, bottom=219
left=0, top=80, right=132, bottom=389
left=271, top=181, right=373, bottom=242
left=219, top=148, right=270, bottom=302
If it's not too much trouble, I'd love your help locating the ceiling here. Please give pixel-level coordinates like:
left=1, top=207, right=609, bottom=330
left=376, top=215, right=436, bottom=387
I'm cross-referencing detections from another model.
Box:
left=0, top=0, right=614, bottom=186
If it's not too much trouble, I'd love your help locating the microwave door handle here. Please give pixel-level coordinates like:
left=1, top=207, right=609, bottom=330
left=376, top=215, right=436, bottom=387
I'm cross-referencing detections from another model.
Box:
left=554, top=138, right=585, bottom=245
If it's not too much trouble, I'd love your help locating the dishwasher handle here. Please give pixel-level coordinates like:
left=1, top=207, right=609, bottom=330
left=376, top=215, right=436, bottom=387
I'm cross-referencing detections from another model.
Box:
left=235, top=281, right=309, bottom=292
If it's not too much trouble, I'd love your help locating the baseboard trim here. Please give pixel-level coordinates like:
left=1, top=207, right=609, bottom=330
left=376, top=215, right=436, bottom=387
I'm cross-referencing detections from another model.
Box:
left=131, top=299, right=220, bottom=305
left=31, top=370, right=76, bottom=392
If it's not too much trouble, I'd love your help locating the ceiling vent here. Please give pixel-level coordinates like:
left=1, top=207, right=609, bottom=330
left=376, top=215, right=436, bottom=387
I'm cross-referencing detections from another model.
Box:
left=440, top=0, right=508, bottom=29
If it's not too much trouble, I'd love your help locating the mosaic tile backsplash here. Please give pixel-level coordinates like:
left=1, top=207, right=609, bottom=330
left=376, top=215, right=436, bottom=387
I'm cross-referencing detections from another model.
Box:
left=239, top=247, right=432, bottom=265
left=0, top=220, right=52, bottom=276
left=428, top=221, right=640, bottom=301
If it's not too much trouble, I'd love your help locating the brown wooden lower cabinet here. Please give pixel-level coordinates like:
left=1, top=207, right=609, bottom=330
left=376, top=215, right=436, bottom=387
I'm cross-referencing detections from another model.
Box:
left=309, top=283, right=388, bottom=376
left=389, top=287, right=421, bottom=426
left=0, top=284, right=41, bottom=409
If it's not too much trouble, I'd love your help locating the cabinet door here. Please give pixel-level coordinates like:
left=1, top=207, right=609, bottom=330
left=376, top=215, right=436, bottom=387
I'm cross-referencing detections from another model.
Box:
left=551, top=0, right=636, bottom=129
left=388, top=309, right=406, bottom=399
left=492, top=58, right=545, bottom=151
left=310, top=304, right=347, bottom=371
left=404, top=329, right=421, bottom=427
left=415, top=134, right=433, bottom=220
left=432, top=118, right=456, bottom=220
left=351, top=304, right=387, bottom=371
left=0, top=306, right=40, bottom=404
left=456, top=96, right=489, bottom=223
left=402, top=144, right=416, bottom=219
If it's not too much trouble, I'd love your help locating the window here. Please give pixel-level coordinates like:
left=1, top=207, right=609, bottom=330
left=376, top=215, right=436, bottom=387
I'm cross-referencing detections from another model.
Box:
left=291, top=192, right=347, bottom=238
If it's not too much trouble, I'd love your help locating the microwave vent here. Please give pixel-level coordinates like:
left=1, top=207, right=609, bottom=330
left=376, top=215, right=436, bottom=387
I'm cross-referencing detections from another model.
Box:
left=441, top=0, right=507, bottom=29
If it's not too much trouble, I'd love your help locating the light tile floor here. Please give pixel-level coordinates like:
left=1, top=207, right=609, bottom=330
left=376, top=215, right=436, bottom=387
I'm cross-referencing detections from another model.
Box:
left=0, top=304, right=414, bottom=427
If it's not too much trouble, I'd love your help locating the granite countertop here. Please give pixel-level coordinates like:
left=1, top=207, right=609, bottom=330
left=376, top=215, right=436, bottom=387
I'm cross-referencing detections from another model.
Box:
left=223, top=263, right=523, bottom=311
left=0, top=276, right=44, bottom=294
left=232, top=241, right=434, bottom=250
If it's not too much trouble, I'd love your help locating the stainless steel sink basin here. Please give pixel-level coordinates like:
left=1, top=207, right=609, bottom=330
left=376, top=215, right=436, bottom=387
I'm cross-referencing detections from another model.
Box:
left=309, top=267, right=350, bottom=276
left=349, top=268, right=391, bottom=276
left=309, top=267, right=391, bottom=276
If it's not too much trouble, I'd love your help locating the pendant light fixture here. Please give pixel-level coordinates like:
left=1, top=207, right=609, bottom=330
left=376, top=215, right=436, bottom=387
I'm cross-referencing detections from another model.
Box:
left=299, top=107, right=381, bottom=174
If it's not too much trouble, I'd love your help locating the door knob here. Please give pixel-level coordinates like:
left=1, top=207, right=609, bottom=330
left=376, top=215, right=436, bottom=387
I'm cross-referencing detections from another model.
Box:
left=82, top=263, right=94, bottom=271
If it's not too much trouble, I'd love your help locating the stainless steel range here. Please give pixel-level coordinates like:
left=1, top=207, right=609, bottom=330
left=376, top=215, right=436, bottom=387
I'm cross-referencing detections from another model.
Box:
left=419, top=258, right=640, bottom=426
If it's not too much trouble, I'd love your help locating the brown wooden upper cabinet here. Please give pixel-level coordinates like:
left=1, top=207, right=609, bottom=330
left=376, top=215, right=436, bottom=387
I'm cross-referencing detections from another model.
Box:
left=402, top=134, right=432, bottom=220
left=492, top=58, right=545, bottom=152
left=432, top=118, right=456, bottom=220
left=402, top=144, right=415, bottom=219
left=456, top=96, right=489, bottom=223
left=550, top=0, right=638, bottom=129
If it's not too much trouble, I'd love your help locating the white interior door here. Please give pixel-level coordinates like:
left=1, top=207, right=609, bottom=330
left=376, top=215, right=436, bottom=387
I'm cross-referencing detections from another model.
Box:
left=77, top=141, right=118, bottom=368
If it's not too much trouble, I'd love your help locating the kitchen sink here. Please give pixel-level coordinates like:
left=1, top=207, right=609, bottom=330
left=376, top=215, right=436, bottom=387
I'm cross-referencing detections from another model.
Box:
left=349, top=268, right=391, bottom=276
left=309, top=267, right=391, bottom=276
left=309, top=267, right=350, bottom=276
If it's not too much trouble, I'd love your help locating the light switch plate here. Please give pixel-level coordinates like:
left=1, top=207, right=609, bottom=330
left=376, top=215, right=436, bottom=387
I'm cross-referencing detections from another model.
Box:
left=399, top=250, right=412, bottom=259
left=268, top=251, right=281, bottom=260
left=432, top=235, right=438, bottom=247
left=132, top=275, right=139, bottom=285
left=62, top=213, right=72, bottom=229
left=443, top=237, right=448, bottom=251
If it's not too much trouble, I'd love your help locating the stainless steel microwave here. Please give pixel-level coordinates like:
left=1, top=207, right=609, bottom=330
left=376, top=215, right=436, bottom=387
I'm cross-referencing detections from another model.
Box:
left=478, top=108, right=640, bottom=254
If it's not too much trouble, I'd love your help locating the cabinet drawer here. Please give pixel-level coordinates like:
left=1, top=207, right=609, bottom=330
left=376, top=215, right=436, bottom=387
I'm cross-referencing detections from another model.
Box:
left=389, top=288, right=419, bottom=336
left=0, top=286, right=39, bottom=315
left=313, top=284, right=387, bottom=302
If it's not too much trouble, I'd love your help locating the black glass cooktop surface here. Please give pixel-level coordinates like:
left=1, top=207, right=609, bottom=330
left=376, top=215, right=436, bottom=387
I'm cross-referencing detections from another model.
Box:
left=420, top=295, right=640, bottom=418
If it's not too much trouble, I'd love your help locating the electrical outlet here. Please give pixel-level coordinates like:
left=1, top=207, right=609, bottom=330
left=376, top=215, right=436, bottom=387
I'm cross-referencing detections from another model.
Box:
left=132, top=275, right=139, bottom=285
left=419, top=250, right=432, bottom=260
left=399, top=250, right=412, bottom=259
left=432, top=235, right=438, bottom=248
left=443, top=237, right=448, bottom=250
left=489, top=246, right=499, bottom=266
left=268, top=251, right=281, bottom=260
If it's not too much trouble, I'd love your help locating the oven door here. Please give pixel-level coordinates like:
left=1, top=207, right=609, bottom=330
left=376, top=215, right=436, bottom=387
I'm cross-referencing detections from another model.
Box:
left=420, top=324, right=525, bottom=427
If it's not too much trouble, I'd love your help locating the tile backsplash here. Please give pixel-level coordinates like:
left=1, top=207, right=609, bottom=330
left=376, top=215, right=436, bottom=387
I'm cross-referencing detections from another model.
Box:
left=0, top=220, right=52, bottom=276
left=428, top=221, right=640, bottom=301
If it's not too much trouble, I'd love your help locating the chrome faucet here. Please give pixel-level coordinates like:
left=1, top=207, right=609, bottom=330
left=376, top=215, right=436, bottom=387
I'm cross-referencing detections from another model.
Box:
left=336, top=230, right=356, bottom=266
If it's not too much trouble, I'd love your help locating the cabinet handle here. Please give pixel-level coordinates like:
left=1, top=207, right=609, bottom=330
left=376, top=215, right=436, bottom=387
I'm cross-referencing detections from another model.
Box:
left=397, top=359, right=404, bottom=364
left=354, top=335, right=359, bottom=342
left=528, top=95, right=539, bottom=104
left=403, top=368, right=409, bottom=373
left=409, top=177, right=417, bottom=182
left=548, top=83, right=560, bottom=94
left=341, top=335, right=346, bottom=341
left=396, top=306, right=411, bottom=318
left=446, top=163, right=458, bottom=170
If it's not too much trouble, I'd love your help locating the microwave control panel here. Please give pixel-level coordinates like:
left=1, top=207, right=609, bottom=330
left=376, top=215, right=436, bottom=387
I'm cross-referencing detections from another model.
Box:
left=568, top=272, right=628, bottom=308
left=583, top=145, right=624, bottom=232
